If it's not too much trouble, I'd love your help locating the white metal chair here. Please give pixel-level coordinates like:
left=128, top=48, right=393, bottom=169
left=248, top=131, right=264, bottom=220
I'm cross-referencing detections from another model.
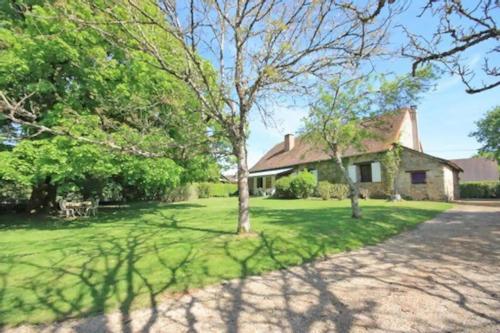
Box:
left=59, top=200, right=75, bottom=218
left=85, top=199, right=99, bottom=217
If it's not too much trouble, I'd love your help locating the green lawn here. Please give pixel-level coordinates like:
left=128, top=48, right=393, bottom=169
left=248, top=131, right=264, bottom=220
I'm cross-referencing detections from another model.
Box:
left=0, top=198, right=451, bottom=326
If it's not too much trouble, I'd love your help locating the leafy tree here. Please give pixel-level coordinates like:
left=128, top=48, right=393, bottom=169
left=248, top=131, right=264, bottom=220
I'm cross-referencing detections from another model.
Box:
left=49, top=0, right=399, bottom=233
left=471, top=106, right=500, bottom=162
left=301, top=69, right=435, bottom=218
left=0, top=1, right=218, bottom=212
left=380, top=144, right=402, bottom=199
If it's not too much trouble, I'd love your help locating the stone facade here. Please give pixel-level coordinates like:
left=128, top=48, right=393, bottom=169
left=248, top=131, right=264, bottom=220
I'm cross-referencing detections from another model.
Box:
left=395, top=149, right=460, bottom=201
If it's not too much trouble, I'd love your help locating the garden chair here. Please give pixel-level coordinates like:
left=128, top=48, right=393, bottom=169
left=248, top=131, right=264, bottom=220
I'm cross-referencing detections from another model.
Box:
left=59, top=200, right=75, bottom=218
left=85, top=199, right=99, bottom=217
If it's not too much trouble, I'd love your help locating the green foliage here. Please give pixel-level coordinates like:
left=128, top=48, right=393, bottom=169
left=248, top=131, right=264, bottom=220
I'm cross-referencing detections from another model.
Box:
left=380, top=145, right=402, bottom=196
left=163, top=183, right=198, bottom=202
left=208, top=183, right=238, bottom=197
left=331, top=184, right=350, bottom=200
left=316, top=181, right=349, bottom=200
left=470, top=106, right=500, bottom=162
left=274, top=176, right=293, bottom=198
left=196, top=183, right=210, bottom=198
left=275, top=171, right=316, bottom=199
left=301, top=69, right=436, bottom=157
left=317, top=181, right=332, bottom=200
left=196, top=182, right=237, bottom=198
left=377, top=67, right=438, bottom=111
left=290, top=171, right=316, bottom=199
left=460, top=181, right=499, bottom=198
left=0, top=198, right=451, bottom=325
left=0, top=1, right=220, bottom=204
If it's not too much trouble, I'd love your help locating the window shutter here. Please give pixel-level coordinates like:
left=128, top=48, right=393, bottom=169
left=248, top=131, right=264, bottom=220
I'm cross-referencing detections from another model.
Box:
left=347, top=165, right=357, bottom=182
left=372, top=162, right=382, bottom=182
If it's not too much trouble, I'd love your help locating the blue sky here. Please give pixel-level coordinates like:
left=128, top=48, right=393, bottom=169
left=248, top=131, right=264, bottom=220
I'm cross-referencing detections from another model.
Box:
left=245, top=2, right=499, bottom=169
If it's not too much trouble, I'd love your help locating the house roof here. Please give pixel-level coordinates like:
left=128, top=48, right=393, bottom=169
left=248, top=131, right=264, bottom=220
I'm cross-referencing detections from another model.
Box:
left=250, top=109, right=409, bottom=172
left=450, top=157, right=499, bottom=182
left=404, top=147, right=463, bottom=172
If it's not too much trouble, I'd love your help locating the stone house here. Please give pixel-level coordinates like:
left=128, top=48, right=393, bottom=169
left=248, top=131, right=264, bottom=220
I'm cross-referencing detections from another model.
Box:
left=249, top=108, right=462, bottom=201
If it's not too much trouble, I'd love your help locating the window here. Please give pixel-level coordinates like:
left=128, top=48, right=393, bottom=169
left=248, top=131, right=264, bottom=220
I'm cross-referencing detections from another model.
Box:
left=359, top=164, right=372, bottom=182
left=411, top=171, right=426, bottom=184
left=257, top=177, right=263, bottom=188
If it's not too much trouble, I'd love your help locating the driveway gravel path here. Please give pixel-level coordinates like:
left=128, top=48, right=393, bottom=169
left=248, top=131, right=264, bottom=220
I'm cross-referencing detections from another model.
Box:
left=6, top=202, right=500, bottom=333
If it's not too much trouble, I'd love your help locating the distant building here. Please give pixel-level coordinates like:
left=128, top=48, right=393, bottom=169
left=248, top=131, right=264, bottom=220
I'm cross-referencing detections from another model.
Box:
left=451, top=157, right=499, bottom=182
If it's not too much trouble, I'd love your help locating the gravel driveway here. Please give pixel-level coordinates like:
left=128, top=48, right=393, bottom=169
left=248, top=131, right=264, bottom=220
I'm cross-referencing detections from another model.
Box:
left=7, top=202, right=500, bottom=333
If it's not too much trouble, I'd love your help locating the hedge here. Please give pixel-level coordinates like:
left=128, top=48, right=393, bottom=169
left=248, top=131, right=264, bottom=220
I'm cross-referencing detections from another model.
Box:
left=197, top=182, right=238, bottom=198
left=460, top=181, right=499, bottom=198
left=316, top=181, right=349, bottom=200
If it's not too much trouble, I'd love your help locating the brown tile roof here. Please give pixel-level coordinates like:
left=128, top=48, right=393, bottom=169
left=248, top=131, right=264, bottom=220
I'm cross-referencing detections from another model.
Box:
left=250, top=109, right=409, bottom=172
left=450, top=157, right=499, bottom=182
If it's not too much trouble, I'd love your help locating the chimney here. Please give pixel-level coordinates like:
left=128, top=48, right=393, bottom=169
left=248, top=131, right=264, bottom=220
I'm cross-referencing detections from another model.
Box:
left=284, top=134, right=295, bottom=151
left=409, top=106, right=421, bottom=152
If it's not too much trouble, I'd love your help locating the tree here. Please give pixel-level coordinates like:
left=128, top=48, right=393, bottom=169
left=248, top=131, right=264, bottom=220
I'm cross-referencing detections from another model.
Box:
left=301, top=69, right=434, bottom=218
left=380, top=144, right=402, bottom=200
left=0, top=1, right=218, bottom=212
left=402, top=0, right=499, bottom=94
left=470, top=105, right=500, bottom=162
left=48, top=0, right=399, bottom=233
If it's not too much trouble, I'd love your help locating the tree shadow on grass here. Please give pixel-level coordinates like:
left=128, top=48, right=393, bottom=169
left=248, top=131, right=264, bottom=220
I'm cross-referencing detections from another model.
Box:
left=0, top=202, right=207, bottom=231
left=1, top=203, right=497, bottom=332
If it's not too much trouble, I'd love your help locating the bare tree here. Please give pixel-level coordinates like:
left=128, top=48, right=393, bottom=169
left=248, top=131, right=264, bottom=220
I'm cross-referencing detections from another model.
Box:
left=3, top=0, right=397, bottom=232
left=402, top=0, right=499, bottom=94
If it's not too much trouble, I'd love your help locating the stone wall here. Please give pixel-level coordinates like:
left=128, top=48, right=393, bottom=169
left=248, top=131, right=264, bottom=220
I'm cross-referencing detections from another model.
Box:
left=395, top=149, right=457, bottom=201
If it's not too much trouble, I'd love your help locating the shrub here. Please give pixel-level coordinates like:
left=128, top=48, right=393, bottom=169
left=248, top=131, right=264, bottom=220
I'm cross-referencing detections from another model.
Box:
left=274, top=176, right=293, bottom=198
left=197, top=183, right=210, bottom=198
left=208, top=183, right=238, bottom=197
left=164, top=183, right=198, bottom=202
left=331, top=183, right=350, bottom=200
left=359, top=188, right=370, bottom=199
left=290, top=171, right=316, bottom=199
left=317, top=181, right=332, bottom=200
left=460, top=181, right=499, bottom=198
left=196, top=182, right=238, bottom=198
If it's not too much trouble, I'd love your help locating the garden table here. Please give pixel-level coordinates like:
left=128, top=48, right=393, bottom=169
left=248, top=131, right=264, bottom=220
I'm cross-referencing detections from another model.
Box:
left=65, top=201, right=92, bottom=217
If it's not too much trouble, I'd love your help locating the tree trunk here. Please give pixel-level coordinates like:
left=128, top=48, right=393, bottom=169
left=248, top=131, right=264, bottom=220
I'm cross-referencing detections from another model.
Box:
left=27, top=177, right=58, bottom=214
left=333, top=152, right=362, bottom=219
left=236, top=139, right=251, bottom=233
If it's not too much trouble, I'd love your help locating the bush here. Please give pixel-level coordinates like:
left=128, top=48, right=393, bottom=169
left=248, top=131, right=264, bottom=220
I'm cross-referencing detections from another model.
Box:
left=208, top=183, right=238, bottom=197
left=317, top=181, right=332, bottom=200
left=197, top=183, right=210, bottom=198
left=290, top=171, right=316, bottom=199
left=164, top=183, right=198, bottom=202
left=196, top=182, right=238, bottom=198
left=275, top=176, right=293, bottom=198
left=460, top=181, right=499, bottom=198
left=359, top=188, right=370, bottom=199
left=331, top=183, right=350, bottom=200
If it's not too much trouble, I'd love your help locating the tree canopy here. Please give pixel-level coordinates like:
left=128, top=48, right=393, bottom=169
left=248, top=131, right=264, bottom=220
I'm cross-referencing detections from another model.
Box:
left=470, top=106, right=500, bottom=162
left=301, top=68, right=436, bottom=218
left=0, top=1, right=220, bottom=211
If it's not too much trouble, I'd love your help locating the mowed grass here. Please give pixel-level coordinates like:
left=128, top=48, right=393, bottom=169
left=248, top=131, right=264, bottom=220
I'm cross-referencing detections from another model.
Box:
left=0, top=197, right=451, bottom=326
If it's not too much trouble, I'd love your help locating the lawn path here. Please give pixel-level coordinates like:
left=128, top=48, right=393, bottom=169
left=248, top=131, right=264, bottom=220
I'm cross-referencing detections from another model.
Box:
left=6, top=201, right=500, bottom=333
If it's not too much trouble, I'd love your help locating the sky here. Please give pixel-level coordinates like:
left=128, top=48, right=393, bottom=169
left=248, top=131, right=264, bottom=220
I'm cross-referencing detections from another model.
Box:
left=244, top=2, right=499, bottom=170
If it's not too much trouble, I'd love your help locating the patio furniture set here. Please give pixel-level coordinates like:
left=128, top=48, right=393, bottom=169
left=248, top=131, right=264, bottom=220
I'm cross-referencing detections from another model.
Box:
left=59, top=199, right=99, bottom=218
